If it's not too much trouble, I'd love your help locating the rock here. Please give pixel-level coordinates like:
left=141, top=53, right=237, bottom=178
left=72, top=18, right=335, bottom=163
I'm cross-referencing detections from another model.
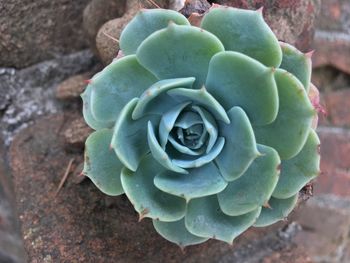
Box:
left=63, top=115, right=93, bottom=152
left=83, top=0, right=127, bottom=54
left=0, top=50, right=96, bottom=146
left=0, top=140, right=26, bottom=263
left=0, top=0, right=91, bottom=68
left=10, top=113, right=306, bottom=262
left=321, top=89, right=350, bottom=127
left=55, top=72, right=92, bottom=100
left=293, top=195, right=350, bottom=262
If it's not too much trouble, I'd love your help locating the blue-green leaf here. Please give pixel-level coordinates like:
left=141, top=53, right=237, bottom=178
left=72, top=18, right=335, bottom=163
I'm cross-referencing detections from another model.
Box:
left=206, top=51, right=278, bottom=125
left=137, top=23, right=224, bottom=89
left=112, top=98, right=160, bottom=172
left=132, top=77, right=195, bottom=120
left=215, top=107, right=259, bottom=181
left=154, top=162, right=227, bottom=201
left=218, top=145, right=280, bottom=216
left=120, top=9, right=190, bottom=55
left=254, top=195, right=298, bottom=227
left=254, top=69, right=315, bottom=160
left=280, top=42, right=312, bottom=91
left=185, top=195, right=261, bottom=244
left=81, top=85, right=114, bottom=130
left=90, top=55, right=157, bottom=122
left=273, top=129, right=320, bottom=199
left=121, top=154, right=186, bottom=222
left=201, top=6, right=282, bottom=67
left=153, top=219, right=208, bottom=247
left=83, top=129, right=124, bottom=196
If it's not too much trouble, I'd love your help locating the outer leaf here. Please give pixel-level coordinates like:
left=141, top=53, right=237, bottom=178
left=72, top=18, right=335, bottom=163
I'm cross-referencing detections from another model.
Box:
left=215, top=107, right=259, bottom=181
left=280, top=42, right=312, bottom=91
left=137, top=23, right=224, bottom=89
left=132, top=77, right=195, bottom=120
left=254, top=69, right=315, bottom=160
left=147, top=121, right=187, bottom=174
left=121, top=154, right=186, bottom=222
left=90, top=55, right=157, bottom=122
left=154, top=162, right=227, bottom=201
left=206, top=51, right=278, bottom=125
left=153, top=219, right=208, bottom=247
left=112, top=99, right=160, bottom=172
left=273, top=129, right=320, bottom=199
left=218, top=145, right=280, bottom=216
left=254, top=195, right=298, bottom=227
left=201, top=6, right=282, bottom=67
left=81, top=85, right=114, bottom=130
left=167, top=87, right=230, bottom=124
left=120, top=9, right=190, bottom=55
left=185, top=196, right=261, bottom=244
left=83, top=129, right=124, bottom=196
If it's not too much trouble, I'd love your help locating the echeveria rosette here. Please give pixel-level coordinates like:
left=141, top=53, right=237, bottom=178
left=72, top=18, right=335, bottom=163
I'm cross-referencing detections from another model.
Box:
left=81, top=6, right=321, bottom=247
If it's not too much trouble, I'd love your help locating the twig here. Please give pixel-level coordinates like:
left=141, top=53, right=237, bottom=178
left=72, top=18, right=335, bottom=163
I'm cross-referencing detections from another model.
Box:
left=55, top=158, right=75, bottom=197
left=102, top=31, right=119, bottom=43
left=146, top=0, right=161, bottom=8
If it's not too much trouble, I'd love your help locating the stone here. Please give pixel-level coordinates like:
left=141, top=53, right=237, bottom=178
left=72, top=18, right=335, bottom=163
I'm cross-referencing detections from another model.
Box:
left=293, top=195, right=350, bottom=262
left=0, top=50, right=95, bottom=146
left=83, top=0, right=127, bottom=54
left=315, top=127, right=350, bottom=197
left=63, top=115, right=93, bottom=152
left=55, top=72, right=92, bottom=100
left=0, top=0, right=90, bottom=68
left=10, top=113, right=307, bottom=262
left=0, top=140, right=26, bottom=263
left=321, top=89, right=350, bottom=127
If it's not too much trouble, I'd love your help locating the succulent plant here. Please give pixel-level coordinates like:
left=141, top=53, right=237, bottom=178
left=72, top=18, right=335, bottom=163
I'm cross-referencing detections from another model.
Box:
left=81, top=5, right=321, bottom=247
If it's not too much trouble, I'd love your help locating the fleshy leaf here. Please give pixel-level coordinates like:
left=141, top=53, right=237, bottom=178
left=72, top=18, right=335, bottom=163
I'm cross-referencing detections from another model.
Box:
left=280, top=42, right=312, bottom=91
left=254, top=195, right=298, bottom=227
left=159, top=102, right=191, bottom=148
left=81, top=85, right=114, bottom=130
left=153, top=219, right=208, bottom=247
left=215, top=107, right=259, bottom=181
left=201, top=6, right=282, bottom=67
left=206, top=51, right=278, bottom=125
left=112, top=99, right=160, bottom=172
left=192, top=106, right=218, bottom=153
left=185, top=196, right=261, bottom=244
left=273, top=129, right=320, bottom=199
left=121, top=154, right=186, bottom=222
left=154, top=162, right=227, bottom=201
left=218, top=145, right=280, bottom=216
left=254, top=69, right=315, bottom=159
left=172, top=137, right=225, bottom=169
left=90, top=55, right=157, bottom=122
left=120, top=9, right=190, bottom=55
left=167, top=87, right=230, bottom=124
left=175, top=111, right=202, bottom=129
left=83, top=129, right=124, bottom=196
left=132, top=77, right=195, bottom=120
left=137, top=23, right=224, bottom=88
left=168, top=134, right=205, bottom=156
left=147, top=121, right=188, bottom=174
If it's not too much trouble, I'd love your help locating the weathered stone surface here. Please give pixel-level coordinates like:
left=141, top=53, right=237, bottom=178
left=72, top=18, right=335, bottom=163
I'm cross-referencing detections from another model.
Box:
left=63, top=115, right=93, bottom=152
left=0, top=0, right=90, bottom=68
left=321, top=89, right=350, bottom=127
left=315, top=127, right=350, bottom=197
left=293, top=194, right=350, bottom=263
left=83, top=0, right=127, bottom=54
left=0, top=140, right=26, bottom=263
left=55, top=72, right=92, bottom=100
left=10, top=113, right=307, bottom=262
left=0, top=50, right=96, bottom=146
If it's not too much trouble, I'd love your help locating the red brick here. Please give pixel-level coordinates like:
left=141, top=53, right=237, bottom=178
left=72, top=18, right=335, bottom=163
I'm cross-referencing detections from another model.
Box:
left=293, top=198, right=350, bottom=262
left=315, top=127, right=350, bottom=197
